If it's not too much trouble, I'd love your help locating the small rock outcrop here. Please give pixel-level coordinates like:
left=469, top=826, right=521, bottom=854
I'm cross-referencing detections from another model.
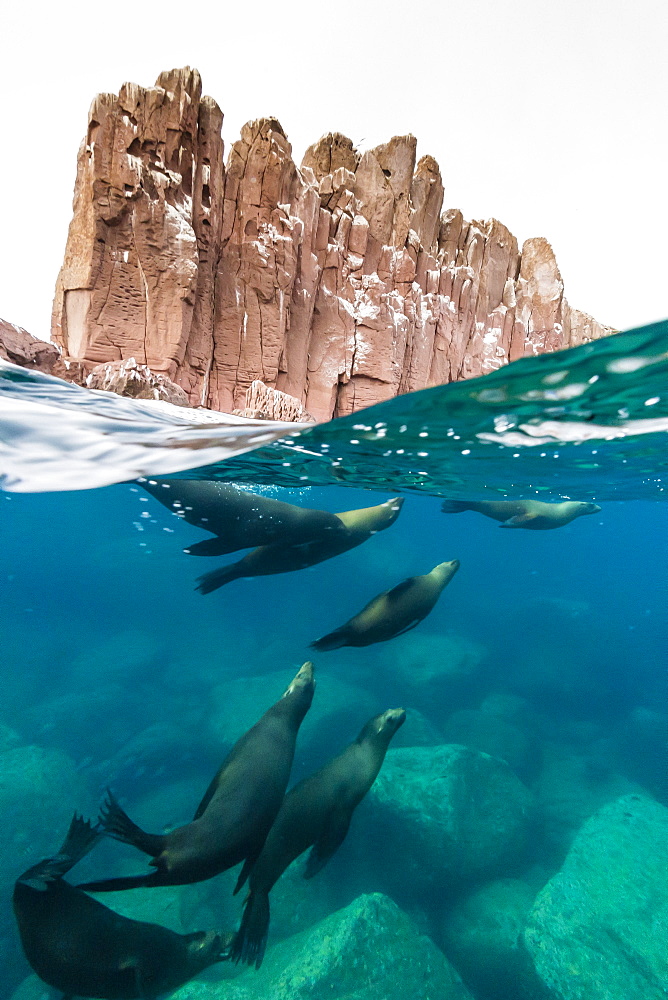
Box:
left=52, top=68, right=615, bottom=422
left=233, top=379, right=314, bottom=421
left=0, top=318, right=77, bottom=381
left=86, top=357, right=190, bottom=405
left=524, top=794, right=668, bottom=1000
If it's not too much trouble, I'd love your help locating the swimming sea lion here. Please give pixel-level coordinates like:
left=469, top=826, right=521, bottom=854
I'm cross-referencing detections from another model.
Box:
left=13, top=814, right=230, bottom=999
left=141, top=479, right=344, bottom=555
left=78, top=663, right=315, bottom=893
left=441, top=498, right=601, bottom=529
left=310, top=559, right=460, bottom=651
left=230, top=708, right=406, bottom=968
left=196, top=497, right=404, bottom=595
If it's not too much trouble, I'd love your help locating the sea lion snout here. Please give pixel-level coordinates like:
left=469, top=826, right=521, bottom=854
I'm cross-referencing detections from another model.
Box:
left=283, top=661, right=315, bottom=698
left=583, top=503, right=601, bottom=514
left=436, top=558, right=460, bottom=574
left=386, top=708, right=407, bottom=729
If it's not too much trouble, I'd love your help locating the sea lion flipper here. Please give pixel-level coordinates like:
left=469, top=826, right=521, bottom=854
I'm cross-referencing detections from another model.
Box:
left=385, top=578, right=417, bottom=602
left=192, top=773, right=222, bottom=821
left=304, top=809, right=352, bottom=879
left=310, top=628, right=348, bottom=652
left=18, top=813, right=102, bottom=888
left=99, top=790, right=165, bottom=858
left=184, top=536, right=231, bottom=557
left=195, top=562, right=242, bottom=594
left=392, top=618, right=422, bottom=638
left=500, top=513, right=534, bottom=527
left=233, top=856, right=255, bottom=895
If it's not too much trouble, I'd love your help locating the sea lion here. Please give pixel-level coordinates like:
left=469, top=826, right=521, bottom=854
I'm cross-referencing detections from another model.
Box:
left=230, top=708, right=406, bottom=968
left=310, top=559, right=460, bottom=651
left=78, top=663, right=315, bottom=893
left=13, top=814, right=230, bottom=999
left=141, top=479, right=344, bottom=556
left=441, top=498, right=601, bottom=529
left=196, top=497, right=404, bottom=595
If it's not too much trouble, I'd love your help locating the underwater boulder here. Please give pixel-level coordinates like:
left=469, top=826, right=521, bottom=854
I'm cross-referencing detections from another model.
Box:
left=0, top=722, right=21, bottom=751
left=442, top=708, right=536, bottom=780
left=374, top=631, right=487, bottom=718
left=440, top=878, right=547, bottom=1000
left=171, top=892, right=473, bottom=999
left=20, top=683, right=146, bottom=762
left=351, top=745, right=534, bottom=903
left=532, top=742, right=645, bottom=863
left=392, top=706, right=445, bottom=747
left=524, top=794, right=668, bottom=1000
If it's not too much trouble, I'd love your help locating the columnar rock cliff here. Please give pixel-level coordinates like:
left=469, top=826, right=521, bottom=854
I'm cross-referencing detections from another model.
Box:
left=52, top=68, right=614, bottom=421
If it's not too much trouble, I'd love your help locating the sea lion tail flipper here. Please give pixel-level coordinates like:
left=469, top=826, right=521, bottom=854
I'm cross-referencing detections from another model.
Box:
left=99, top=790, right=165, bottom=857
left=500, top=513, right=534, bottom=528
left=76, top=874, right=155, bottom=892
left=304, top=809, right=352, bottom=879
left=184, top=537, right=232, bottom=557
left=441, top=500, right=471, bottom=514
left=229, top=890, right=270, bottom=969
left=309, top=629, right=347, bottom=652
left=195, top=562, right=242, bottom=594
left=17, top=813, right=102, bottom=888
left=233, top=856, right=255, bottom=895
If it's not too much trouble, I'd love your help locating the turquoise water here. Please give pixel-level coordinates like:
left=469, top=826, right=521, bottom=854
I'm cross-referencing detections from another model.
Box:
left=1, top=322, right=667, bottom=999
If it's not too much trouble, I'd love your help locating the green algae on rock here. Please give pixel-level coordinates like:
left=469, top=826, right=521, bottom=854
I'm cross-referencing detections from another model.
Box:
left=524, top=794, right=668, bottom=1000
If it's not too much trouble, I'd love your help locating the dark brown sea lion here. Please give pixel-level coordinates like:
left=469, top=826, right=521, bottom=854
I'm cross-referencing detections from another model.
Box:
left=78, top=663, right=315, bottom=893
left=141, top=478, right=344, bottom=555
left=13, top=814, right=230, bottom=999
left=230, top=708, right=406, bottom=968
left=311, top=558, right=460, bottom=651
left=196, top=497, right=404, bottom=595
left=441, top=498, right=601, bottom=529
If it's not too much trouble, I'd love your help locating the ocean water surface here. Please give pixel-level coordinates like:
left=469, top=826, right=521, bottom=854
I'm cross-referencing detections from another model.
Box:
left=1, top=321, right=666, bottom=1000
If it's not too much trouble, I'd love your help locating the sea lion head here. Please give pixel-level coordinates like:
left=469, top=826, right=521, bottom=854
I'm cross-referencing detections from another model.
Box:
left=184, top=929, right=234, bottom=970
left=280, top=661, right=316, bottom=719
left=358, top=708, right=406, bottom=746
left=336, top=497, right=404, bottom=534
left=430, top=558, right=460, bottom=585
left=577, top=502, right=601, bottom=516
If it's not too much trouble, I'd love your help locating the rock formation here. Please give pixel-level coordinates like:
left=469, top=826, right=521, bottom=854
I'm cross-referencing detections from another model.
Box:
left=86, top=357, right=190, bottom=405
left=0, top=318, right=82, bottom=382
left=232, top=379, right=314, bottom=421
left=52, top=67, right=614, bottom=422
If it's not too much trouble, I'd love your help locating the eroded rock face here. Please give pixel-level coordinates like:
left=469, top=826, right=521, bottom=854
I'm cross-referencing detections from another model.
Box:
left=232, top=379, right=314, bottom=421
left=52, top=68, right=614, bottom=421
left=0, top=318, right=83, bottom=382
left=86, top=357, right=190, bottom=405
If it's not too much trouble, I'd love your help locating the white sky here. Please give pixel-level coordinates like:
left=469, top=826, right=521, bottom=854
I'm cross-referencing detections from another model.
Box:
left=1, top=0, right=666, bottom=341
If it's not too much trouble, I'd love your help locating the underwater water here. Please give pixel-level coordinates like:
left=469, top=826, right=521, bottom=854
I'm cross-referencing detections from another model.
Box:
left=1, top=322, right=667, bottom=1000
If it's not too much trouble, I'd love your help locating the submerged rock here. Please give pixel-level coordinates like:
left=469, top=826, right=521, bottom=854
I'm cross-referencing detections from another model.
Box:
left=441, top=878, right=546, bottom=1000
left=378, top=632, right=486, bottom=718
left=442, top=707, right=536, bottom=780
left=174, top=892, right=473, bottom=999
left=525, top=794, right=668, bottom=1000
left=532, top=743, right=645, bottom=861
left=352, top=745, right=534, bottom=901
